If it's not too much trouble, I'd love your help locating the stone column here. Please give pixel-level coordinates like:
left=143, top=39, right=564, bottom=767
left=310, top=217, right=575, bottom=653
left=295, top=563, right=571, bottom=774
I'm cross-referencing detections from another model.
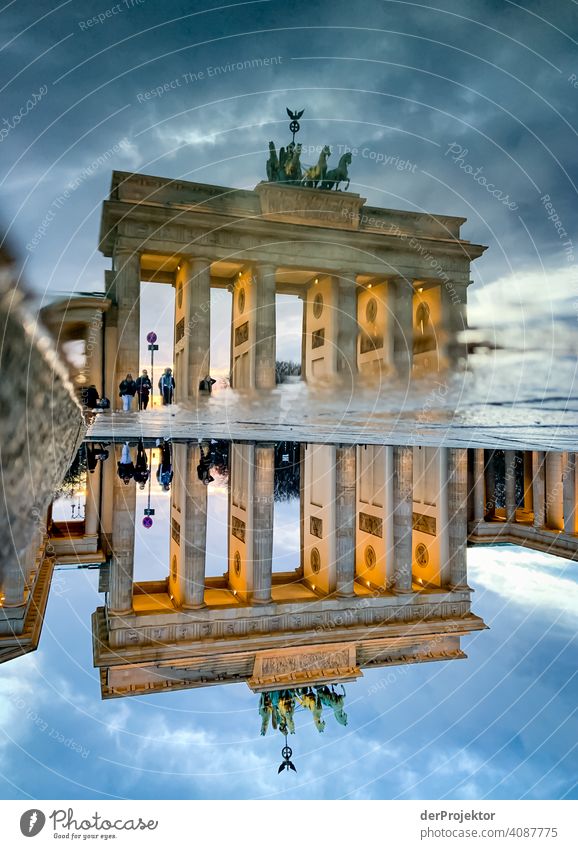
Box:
left=84, top=464, right=101, bottom=538
left=0, top=549, right=26, bottom=607
left=252, top=444, right=274, bottom=603
left=532, top=451, right=546, bottom=529
left=441, top=279, right=468, bottom=366
left=334, top=272, right=358, bottom=379
left=485, top=450, right=496, bottom=518
left=562, top=452, right=576, bottom=534
left=100, top=450, right=115, bottom=555
left=335, top=444, right=356, bottom=597
left=228, top=283, right=235, bottom=385
left=390, top=276, right=413, bottom=379
left=384, top=446, right=395, bottom=590
left=473, top=448, right=485, bottom=523
left=113, top=249, right=141, bottom=400
left=184, top=257, right=211, bottom=399
left=182, top=443, right=207, bottom=608
left=523, top=452, right=534, bottom=512
left=447, top=448, right=468, bottom=590
left=254, top=263, right=276, bottom=389
left=300, top=294, right=307, bottom=381
left=299, top=442, right=305, bottom=576
left=108, top=445, right=136, bottom=614
left=505, top=450, right=517, bottom=523
left=103, top=299, right=118, bottom=403
left=392, top=446, right=413, bottom=593
left=85, top=310, right=104, bottom=394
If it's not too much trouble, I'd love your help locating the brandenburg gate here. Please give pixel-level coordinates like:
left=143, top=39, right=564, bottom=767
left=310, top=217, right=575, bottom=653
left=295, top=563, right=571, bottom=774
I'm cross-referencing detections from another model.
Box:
left=90, top=440, right=486, bottom=699
left=98, top=163, right=486, bottom=398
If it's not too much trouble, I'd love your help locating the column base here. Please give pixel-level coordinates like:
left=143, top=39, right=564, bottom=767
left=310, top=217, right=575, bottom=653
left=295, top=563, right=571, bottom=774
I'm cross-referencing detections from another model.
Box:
left=108, top=607, right=133, bottom=616
left=335, top=590, right=356, bottom=599
left=449, top=584, right=471, bottom=592
left=392, top=587, right=413, bottom=595
left=251, top=597, right=273, bottom=605
left=182, top=602, right=206, bottom=611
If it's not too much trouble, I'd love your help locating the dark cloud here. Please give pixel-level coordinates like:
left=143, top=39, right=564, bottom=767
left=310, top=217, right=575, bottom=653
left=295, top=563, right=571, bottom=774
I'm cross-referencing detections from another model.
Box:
left=1, top=0, right=577, bottom=316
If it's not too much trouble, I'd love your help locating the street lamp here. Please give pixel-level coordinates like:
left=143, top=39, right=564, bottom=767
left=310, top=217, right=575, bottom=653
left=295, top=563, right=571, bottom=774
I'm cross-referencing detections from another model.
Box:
left=146, top=331, right=159, bottom=407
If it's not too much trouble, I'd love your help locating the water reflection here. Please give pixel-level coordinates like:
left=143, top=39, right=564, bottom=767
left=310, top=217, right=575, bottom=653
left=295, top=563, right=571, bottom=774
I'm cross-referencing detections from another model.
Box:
left=0, top=436, right=576, bottom=796
left=4, top=439, right=577, bottom=775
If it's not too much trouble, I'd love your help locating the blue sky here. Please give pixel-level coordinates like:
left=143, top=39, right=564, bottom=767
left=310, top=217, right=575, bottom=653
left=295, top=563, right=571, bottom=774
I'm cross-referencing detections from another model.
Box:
left=1, top=506, right=576, bottom=800
left=2, top=0, right=578, bottom=369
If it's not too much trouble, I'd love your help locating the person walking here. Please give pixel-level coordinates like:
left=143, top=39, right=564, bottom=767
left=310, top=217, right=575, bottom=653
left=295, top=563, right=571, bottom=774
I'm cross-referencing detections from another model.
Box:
left=81, top=384, right=100, bottom=408
left=196, top=441, right=215, bottom=485
left=199, top=374, right=216, bottom=394
left=135, top=369, right=152, bottom=410
left=133, top=438, right=149, bottom=489
left=87, top=443, right=109, bottom=473
left=117, top=442, right=135, bottom=484
left=155, top=438, right=173, bottom=490
left=119, top=373, right=137, bottom=412
left=158, top=367, right=175, bottom=406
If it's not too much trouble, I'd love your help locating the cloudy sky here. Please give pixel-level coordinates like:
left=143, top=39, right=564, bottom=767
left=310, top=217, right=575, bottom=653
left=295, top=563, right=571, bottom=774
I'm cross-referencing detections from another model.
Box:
left=2, top=0, right=578, bottom=370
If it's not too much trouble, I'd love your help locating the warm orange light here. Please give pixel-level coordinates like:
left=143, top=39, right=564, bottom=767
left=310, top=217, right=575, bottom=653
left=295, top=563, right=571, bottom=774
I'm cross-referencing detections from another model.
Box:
left=367, top=283, right=372, bottom=289
left=314, top=277, right=319, bottom=285
left=418, top=286, right=424, bottom=293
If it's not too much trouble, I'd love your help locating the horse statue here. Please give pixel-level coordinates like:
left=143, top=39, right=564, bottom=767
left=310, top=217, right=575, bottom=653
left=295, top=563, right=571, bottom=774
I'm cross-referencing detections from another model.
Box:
left=317, top=685, right=348, bottom=726
left=284, top=142, right=303, bottom=183
left=266, top=141, right=279, bottom=182
left=278, top=691, right=296, bottom=734
left=301, top=145, right=331, bottom=188
left=259, top=693, right=272, bottom=735
left=296, top=688, right=325, bottom=733
left=320, top=152, right=352, bottom=191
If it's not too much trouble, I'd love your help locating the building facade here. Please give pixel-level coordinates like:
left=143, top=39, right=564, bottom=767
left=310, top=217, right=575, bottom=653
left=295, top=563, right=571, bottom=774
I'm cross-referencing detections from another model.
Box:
left=96, top=171, right=487, bottom=400
left=91, top=439, right=485, bottom=699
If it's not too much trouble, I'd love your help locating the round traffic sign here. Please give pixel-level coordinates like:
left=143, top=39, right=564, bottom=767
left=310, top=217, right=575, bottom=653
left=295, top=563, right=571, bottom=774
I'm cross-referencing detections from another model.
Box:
left=146, top=331, right=157, bottom=344
left=142, top=516, right=153, bottom=529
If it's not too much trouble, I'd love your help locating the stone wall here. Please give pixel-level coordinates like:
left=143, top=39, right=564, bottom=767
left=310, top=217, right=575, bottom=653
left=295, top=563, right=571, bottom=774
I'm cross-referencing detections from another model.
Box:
left=0, top=249, right=86, bottom=567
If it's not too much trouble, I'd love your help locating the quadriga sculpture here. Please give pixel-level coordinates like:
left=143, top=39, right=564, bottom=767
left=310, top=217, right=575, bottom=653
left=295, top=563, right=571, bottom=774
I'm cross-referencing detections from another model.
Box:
left=320, top=152, right=352, bottom=191
left=266, top=142, right=351, bottom=190
left=258, top=685, right=348, bottom=736
left=301, top=145, right=331, bottom=188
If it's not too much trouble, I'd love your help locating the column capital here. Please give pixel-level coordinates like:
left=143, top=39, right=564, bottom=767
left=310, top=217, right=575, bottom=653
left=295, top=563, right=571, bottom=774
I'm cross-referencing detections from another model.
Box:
left=114, top=245, right=140, bottom=252
left=250, top=261, right=277, bottom=282
left=181, top=254, right=212, bottom=269
left=388, top=274, right=414, bottom=286
left=182, top=600, right=206, bottom=610
left=113, top=243, right=141, bottom=255
left=113, top=246, right=141, bottom=267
